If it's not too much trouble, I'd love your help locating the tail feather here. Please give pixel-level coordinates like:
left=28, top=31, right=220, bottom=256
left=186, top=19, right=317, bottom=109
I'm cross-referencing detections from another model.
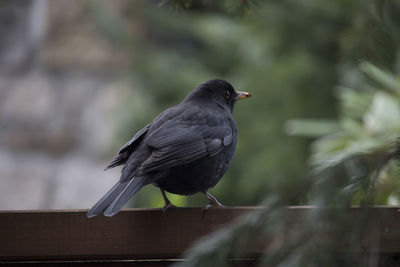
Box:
left=86, top=177, right=146, bottom=218
left=103, top=177, right=147, bottom=217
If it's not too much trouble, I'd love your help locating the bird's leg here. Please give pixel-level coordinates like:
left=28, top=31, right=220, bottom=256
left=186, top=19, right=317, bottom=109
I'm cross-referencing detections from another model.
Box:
left=160, top=189, right=176, bottom=216
left=202, top=192, right=225, bottom=210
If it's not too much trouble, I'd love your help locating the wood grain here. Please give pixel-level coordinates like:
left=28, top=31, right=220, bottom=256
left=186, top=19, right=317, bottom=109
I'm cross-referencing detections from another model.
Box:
left=0, top=207, right=257, bottom=262
left=1, top=206, right=400, bottom=264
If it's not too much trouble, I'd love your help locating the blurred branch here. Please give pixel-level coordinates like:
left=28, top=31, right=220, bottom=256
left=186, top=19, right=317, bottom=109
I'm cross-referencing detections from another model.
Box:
left=158, top=0, right=263, bottom=15
left=285, top=119, right=340, bottom=137
left=360, top=61, right=400, bottom=95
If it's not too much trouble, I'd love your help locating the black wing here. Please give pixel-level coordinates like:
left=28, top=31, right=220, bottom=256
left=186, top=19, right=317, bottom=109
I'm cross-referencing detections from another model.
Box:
left=140, top=117, right=234, bottom=174
left=104, top=123, right=151, bottom=170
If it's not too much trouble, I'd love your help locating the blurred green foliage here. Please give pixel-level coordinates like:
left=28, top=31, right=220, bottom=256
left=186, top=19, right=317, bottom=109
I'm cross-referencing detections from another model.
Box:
left=86, top=0, right=400, bottom=265
left=178, top=61, right=400, bottom=267
left=288, top=62, right=400, bottom=204
left=87, top=0, right=400, bottom=209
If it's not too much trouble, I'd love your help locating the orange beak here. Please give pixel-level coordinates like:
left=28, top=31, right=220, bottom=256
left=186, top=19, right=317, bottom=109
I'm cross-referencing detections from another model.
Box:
left=236, top=91, right=252, bottom=100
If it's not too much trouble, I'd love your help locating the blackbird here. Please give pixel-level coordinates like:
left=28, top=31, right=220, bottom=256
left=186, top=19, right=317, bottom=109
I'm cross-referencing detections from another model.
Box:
left=87, top=79, right=251, bottom=217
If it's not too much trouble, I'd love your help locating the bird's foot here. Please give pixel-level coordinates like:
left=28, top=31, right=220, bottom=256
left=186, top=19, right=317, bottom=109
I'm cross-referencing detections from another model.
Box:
left=202, top=203, right=213, bottom=211
left=202, top=201, right=225, bottom=211
left=162, top=202, right=176, bottom=216
left=202, top=192, right=225, bottom=212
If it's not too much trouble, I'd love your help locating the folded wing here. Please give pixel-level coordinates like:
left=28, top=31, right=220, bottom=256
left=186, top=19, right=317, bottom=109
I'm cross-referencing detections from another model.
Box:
left=140, top=119, right=233, bottom=174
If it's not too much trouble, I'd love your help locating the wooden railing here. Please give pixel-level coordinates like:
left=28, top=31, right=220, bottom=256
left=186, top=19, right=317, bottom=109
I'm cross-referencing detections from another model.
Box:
left=1, top=207, right=400, bottom=266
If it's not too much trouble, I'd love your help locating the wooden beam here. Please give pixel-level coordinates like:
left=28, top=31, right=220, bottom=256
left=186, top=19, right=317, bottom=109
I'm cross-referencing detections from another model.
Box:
left=0, top=207, right=258, bottom=262
left=1, top=206, right=400, bottom=263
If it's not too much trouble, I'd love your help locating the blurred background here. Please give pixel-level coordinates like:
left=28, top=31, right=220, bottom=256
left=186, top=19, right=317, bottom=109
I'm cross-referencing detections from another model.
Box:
left=1, top=0, right=399, bottom=211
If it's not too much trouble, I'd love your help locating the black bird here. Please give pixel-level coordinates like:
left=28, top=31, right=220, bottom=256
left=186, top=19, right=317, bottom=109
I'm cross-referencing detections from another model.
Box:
left=87, top=79, right=251, bottom=217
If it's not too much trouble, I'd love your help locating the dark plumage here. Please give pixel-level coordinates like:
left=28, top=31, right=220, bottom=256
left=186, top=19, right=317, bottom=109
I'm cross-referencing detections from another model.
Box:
left=87, top=79, right=251, bottom=217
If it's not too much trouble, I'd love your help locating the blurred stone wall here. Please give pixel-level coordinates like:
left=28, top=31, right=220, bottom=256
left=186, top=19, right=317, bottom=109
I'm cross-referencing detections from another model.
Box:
left=0, top=0, right=132, bottom=209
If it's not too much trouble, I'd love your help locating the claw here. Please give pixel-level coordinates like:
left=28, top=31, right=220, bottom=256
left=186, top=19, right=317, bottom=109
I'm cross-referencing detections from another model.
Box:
left=202, top=192, right=224, bottom=213
left=162, top=202, right=176, bottom=216
left=201, top=203, right=214, bottom=211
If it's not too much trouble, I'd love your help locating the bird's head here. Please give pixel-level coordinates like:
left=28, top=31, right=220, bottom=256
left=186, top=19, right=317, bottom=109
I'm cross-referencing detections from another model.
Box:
left=184, top=79, right=251, bottom=112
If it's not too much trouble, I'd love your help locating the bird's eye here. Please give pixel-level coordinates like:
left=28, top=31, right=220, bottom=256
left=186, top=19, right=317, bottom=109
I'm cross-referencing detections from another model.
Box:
left=224, top=90, right=231, bottom=99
